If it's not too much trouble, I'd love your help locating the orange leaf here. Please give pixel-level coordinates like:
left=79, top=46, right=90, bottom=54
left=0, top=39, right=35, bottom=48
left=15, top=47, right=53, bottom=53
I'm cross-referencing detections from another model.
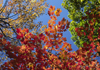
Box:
left=52, top=47, right=55, bottom=50
left=23, top=28, right=29, bottom=33
left=53, top=15, right=57, bottom=20
left=48, top=20, right=52, bottom=24
left=44, top=45, right=48, bottom=49
left=89, top=20, right=94, bottom=25
left=2, top=39, right=7, bottom=45
left=62, top=37, right=67, bottom=41
left=52, top=21, right=56, bottom=24
left=54, top=8, right=62, bottom=16
left=49, top=5, right=55, bottom=12
left=97, top=46, right=100, bottom=52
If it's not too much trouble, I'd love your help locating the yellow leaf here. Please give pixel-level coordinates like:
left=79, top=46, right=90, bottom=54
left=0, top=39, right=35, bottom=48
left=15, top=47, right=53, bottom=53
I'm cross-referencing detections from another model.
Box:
left=80, top=0, right=84, bottom=2
left=28, top=62, right=33, bottom=68
left=31, top=0, right=36, bottom=3
left=0, top=4, right=2, bottom=7
left=54, top=8, right=62, bottom=16
left=44, top=45, right=48, bottom=49
left=98, top=0, right=100, bottom=3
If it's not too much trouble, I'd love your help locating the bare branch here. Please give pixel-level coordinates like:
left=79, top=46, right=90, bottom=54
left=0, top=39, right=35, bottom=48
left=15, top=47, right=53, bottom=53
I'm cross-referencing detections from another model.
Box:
left=0, top=0, right=8, bottom=15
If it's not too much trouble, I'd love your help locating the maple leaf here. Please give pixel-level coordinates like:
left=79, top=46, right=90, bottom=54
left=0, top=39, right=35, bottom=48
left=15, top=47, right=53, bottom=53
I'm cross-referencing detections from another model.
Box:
left=54, top=8, right=62, bottom=16
left=55, top=45, right=59, bottom=49
left=49, top=5, right=55, bottom=12
left=62, top=37, right=67, bottom=41
left=97, top=46, right=100, bottom=52
left=16, top=28, right=21, bottom=33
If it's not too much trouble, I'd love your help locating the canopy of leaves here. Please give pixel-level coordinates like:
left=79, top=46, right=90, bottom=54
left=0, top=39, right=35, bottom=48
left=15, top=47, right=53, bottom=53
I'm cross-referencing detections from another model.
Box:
left=0, top=6, right=100, bottom=69
left=0, top=0, right=48, bottom=65
left=0, top=0, right=48, bottom=41
left=62, top=0, right=100, bottom=48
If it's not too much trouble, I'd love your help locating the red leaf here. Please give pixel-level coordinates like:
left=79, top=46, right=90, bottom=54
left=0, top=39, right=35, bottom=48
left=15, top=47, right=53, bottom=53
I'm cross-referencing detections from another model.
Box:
left=17, top=35, right=20, bottom=39
left=0, top=34, right=3, bottom=38
left=55, top=45, right=59, bottom=49
left=39, top=33, right=43, bottom=37
left=48, top=11, right=51, bottom=16
left=16, top=28, right=21, bottom=33
left=84, top=32, right=86, bottom=36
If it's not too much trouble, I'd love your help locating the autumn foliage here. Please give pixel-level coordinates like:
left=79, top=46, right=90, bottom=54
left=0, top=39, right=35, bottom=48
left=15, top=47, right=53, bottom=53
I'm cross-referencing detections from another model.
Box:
left=0, top=0, right=48, bottom=46
left=0, top=5, right=100, bottom=70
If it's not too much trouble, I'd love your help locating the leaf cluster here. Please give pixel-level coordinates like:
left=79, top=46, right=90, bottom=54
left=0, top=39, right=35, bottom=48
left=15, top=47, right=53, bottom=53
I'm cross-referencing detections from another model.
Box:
left=0, top=5, right=100, bottom=70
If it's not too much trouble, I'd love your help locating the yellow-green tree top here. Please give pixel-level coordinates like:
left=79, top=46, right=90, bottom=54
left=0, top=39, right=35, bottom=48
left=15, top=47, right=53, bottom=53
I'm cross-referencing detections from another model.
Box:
left=0, top=0, right=48, bottom=38
left=62, top=0, right=100, bottom=22
left=62, top=0, right=100, bottom=48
